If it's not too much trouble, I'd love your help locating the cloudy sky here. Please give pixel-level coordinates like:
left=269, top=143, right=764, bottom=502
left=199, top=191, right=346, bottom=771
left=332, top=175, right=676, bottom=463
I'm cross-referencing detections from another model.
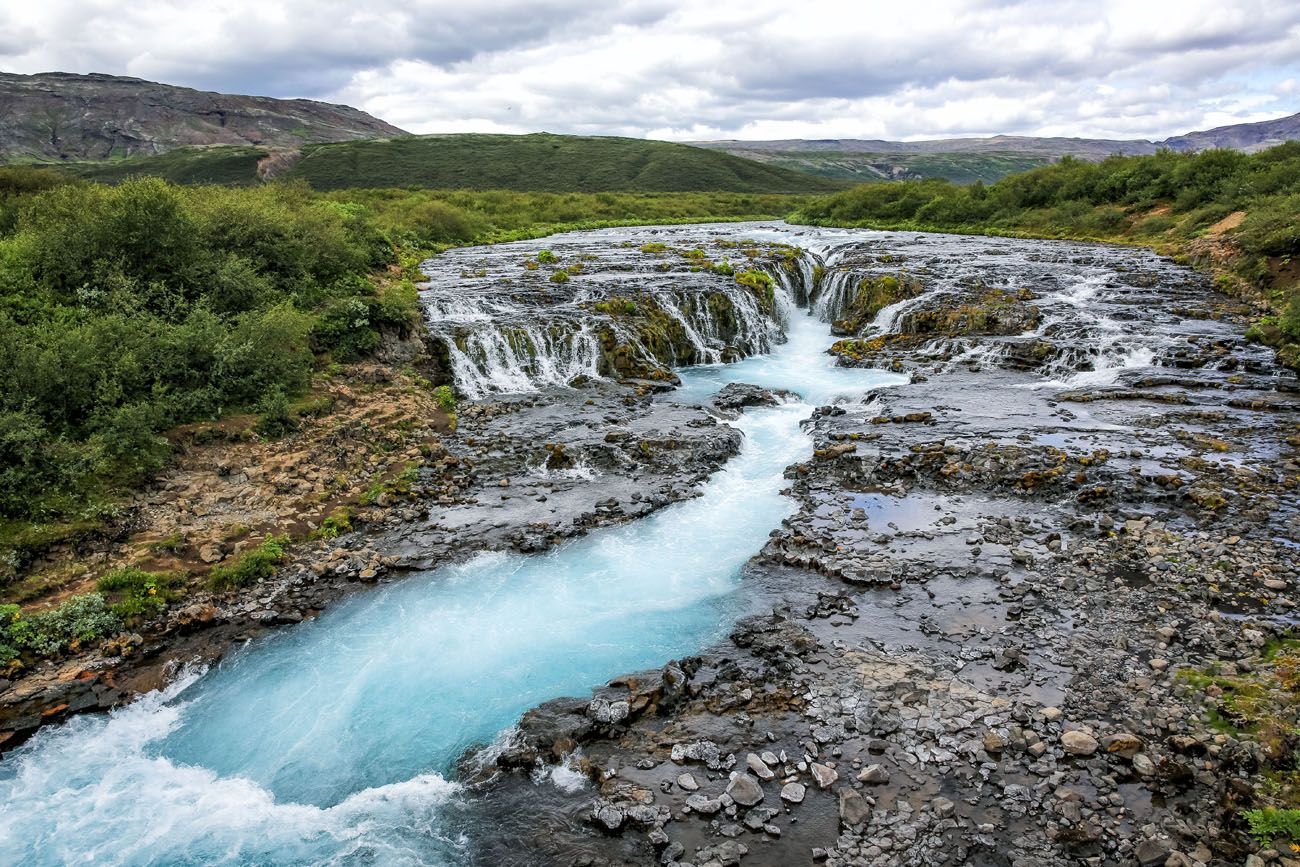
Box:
left=2, top=0, right=1299, bottom=141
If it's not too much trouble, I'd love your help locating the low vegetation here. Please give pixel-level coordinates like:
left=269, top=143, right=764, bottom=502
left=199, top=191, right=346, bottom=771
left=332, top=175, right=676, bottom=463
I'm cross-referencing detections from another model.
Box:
left=792, top=143, right=1300, bottom=366
left=0, top=166, right=808, bottom=600
left=207, top=535, right=290, bottom=590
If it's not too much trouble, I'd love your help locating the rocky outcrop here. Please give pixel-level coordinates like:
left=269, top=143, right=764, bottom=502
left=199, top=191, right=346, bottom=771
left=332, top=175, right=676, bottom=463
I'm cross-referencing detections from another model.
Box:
left=0, top=72, right=406, bottom=162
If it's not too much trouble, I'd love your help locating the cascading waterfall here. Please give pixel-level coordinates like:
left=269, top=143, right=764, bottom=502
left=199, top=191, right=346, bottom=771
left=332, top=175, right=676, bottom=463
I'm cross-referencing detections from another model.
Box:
left=421, top=237, right=810, bottom=397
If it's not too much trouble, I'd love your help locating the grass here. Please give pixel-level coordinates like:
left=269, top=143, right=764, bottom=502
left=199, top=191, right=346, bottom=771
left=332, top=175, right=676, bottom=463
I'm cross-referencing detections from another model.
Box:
left=96, top=567, right=187, bottom=621
left=37, top=134, right=845, bottom=194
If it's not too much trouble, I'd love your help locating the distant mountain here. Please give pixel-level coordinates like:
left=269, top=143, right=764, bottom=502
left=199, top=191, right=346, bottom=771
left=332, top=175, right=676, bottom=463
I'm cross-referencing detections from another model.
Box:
left=0, top=72, right=407, bottom=162
left=1161, top=112, right=1300, bottom=153
left=691, top=111, right=1300, bottom=183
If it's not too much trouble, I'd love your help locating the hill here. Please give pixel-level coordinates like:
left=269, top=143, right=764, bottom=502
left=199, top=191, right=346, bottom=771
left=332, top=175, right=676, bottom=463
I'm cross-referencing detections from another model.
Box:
left=0, top=72, right=407, bottom=162
left=58, top=133, right=846, bottom=193
left=286, top=133, right=843, bottom=192
left=692, top=111, right=1300, bottom=183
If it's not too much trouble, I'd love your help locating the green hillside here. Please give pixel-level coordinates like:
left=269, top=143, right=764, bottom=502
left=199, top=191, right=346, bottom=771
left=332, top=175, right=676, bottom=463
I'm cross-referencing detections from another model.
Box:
left=760, top=150, right=1055, bottom=184
left=49, top=134, right=845, bottom=193
left=56, top=146, right=268, bottom=186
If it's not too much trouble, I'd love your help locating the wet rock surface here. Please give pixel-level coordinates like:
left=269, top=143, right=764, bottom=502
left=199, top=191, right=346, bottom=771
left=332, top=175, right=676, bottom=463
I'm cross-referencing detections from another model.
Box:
left=459, top=228, right=1299, bottom=867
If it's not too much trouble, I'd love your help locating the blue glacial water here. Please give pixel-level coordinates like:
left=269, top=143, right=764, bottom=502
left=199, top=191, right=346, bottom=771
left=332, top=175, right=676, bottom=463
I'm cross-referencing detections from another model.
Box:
left=0, top=303, right=904, bottom=865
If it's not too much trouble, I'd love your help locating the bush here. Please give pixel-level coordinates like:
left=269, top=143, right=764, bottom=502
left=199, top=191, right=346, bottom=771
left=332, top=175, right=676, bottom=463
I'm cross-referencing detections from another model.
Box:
left=432, top=385, right=457, bottom=411
left=254, top=387, right=298, bottom=438
left=0, top=594, right=121, bottom=658
left=310, top=508, right=353, bottom=540
left=550, top=269, right=570, bottom=284
left=96, top=567, right=186, bottom=621
left=1243, top=807, right=1300, bottom=844
left=207, top=534, right=289, bottom=590
left=536, top=249, right=558, bottom=264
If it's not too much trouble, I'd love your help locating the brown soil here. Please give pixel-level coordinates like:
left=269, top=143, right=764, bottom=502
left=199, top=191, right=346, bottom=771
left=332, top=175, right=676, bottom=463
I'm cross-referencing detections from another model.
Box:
left=3, top=361, right=452, bottom=613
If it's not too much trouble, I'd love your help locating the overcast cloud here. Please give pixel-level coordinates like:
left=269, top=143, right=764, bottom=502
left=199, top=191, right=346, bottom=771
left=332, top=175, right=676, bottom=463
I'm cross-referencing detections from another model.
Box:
left=2, top=0, right=1298, bottom=141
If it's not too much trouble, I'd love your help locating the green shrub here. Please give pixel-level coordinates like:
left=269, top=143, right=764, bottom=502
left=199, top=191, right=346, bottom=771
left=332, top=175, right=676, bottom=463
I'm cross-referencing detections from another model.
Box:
left=310, top=508, right=353, bottom=540
left=1135, top=214, right=1176, bottom=235
left=536, top=249, right=558, bottom=264
left=550, top=269, right=570, bottom=284
left=640, top=242, right=668, bottom=253
left=360, top=463, right=421, bottom=505
left=1243, top=807, right=1300, bottom=843
left=0, top=594, right=121, bottom=658
left=710, top=260, right=735, bottom=276
left=96, top=567, right=186, bottom=620
left=254, top=388, right=298, bottom=438
left=432, top=385, right=457, bottom=411
left=207, top=534, right=289, bottom=590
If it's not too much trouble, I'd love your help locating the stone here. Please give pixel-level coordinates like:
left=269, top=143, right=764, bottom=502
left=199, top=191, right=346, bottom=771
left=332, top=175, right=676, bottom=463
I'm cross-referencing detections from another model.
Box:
left=726, top=773, right=764, bottom=807
left=780, top=782, right=806, bottom=803
left=857, top=764, right=890, bottom=784
left=810, top=762, right=838, bottom=789
left=1100, top=732, right=1143, bottom=758
left=746, top=753, right=775, bottom=781
left=982, top=730, right=1007, bottom=753
left=838, top=788, right=871, bottom=827
left=931, top=796, right=956, bottom=819
left=1132, top=753, right=1156, bottom=776
left=594, top=805, right=624, bottom=830
left=1061, top=730, right=1099, bottom=756
left=677, top=772, right=699, bottom=791
left=1134, top=838, right=1170, bottom=866
left=685, top=794, right=723, bottom=815
left=1041, top=706, right=1063, bottom=722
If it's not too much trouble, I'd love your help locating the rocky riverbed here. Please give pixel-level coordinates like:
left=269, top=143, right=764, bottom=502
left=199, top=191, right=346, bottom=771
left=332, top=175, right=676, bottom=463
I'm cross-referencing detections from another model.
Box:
left=451, top=228, right=1300, bottom=867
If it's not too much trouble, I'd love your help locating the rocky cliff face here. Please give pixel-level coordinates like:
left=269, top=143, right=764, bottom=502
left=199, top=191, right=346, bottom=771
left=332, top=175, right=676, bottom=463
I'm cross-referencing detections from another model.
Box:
left=0, top=72, right=407, bottom=162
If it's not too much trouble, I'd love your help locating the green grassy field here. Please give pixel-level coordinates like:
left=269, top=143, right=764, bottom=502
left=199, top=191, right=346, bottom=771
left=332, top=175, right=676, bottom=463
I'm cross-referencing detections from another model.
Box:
left=43, top=134, right=846, bottom=194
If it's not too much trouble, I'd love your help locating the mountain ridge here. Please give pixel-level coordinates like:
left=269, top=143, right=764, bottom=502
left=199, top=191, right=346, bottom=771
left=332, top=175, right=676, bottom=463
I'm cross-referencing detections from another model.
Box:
left=689, top=111, right=1300, bottom=183
left=0, top=71, right=407, bottom=162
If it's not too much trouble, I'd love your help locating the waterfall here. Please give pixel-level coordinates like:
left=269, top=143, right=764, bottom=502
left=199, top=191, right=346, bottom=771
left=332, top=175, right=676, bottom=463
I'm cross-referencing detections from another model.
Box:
left=420, top=233, right=813, bottom=398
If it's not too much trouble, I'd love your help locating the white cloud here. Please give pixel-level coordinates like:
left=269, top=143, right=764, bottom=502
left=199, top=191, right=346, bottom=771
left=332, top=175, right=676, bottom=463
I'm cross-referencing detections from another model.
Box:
left=2, top=0, right=1298, bottom=141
